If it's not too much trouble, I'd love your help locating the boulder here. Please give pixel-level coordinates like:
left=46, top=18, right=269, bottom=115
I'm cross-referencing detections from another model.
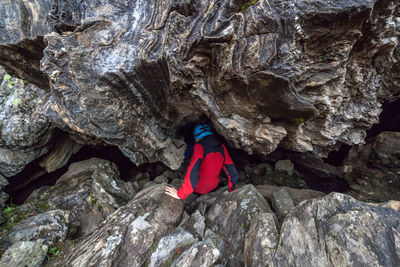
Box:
left=271, top=193, right=400, bottom=266
left=170, top=237, right=224, bottom=267
left=275, top=160, right=294, bottom=176
left=25, top=158, right=136, bottom=238
left=271, top=188, right=295, bottom=221
left=0, top=240, right=48, bottom=267
left=3, top=209, right=69, bottom=249
left=344, top=132, right=400, bottom=201
left=0, top=67, right=54, bottom=177
left=256, top=185, right=326, bottom=205
left=59, top=184, right=183, bottom=267
left=206, top=184, right=271, bottom=266
left=244, top=213, right=279, bottom=267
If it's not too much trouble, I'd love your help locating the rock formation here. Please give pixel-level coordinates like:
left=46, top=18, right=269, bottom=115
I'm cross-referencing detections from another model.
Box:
left=0, top=67, right=54, bottom=177
left=0, top=0, right=398, bottom=170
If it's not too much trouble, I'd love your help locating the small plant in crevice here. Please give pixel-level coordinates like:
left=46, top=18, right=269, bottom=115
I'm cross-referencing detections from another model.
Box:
left=241, top=0, right=259, bottom=11
left=3, top=74, right=24, bottom=107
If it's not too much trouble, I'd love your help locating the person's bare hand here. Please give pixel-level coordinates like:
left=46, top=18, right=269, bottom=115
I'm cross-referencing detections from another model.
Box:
left=165, top=186, right=180, bottom=199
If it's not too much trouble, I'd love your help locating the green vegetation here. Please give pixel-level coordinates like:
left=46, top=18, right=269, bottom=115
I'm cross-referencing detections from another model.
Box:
left=40, top=191, right=49, bottom=200
left=241, top=0, right=259, bottom=11
left=3, top=204, right=17, bottom=217
left=166, top=257, right=173, bottom=267
left=3, top=74, right=23, bottom=107
left=39, top=201, right=50, bottom=211
left=292, top=117, right=305, bottom=125
left=48, top=247, right=62, bottom=257
left=88, top=193, right=97, bottom=205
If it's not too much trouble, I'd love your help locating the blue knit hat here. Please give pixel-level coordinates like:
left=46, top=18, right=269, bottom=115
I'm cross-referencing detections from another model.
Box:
left=194, top=124, right=212, bottom=140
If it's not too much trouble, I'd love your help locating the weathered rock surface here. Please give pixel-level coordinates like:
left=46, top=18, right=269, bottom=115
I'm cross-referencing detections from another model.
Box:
left=0, top=67, right=54, bottom=177
left=244, top=213, right=279, bottom=267
left=256, top=184, right=326, bottom=205
left=0, top=240, right=48, bottom=267
left=344, top=131, right=400, bottom=201
left=0, top=0, right=52, bottom=89
left=58, top=184, right=183, bottom=267
left=271, top=188, right=295, bottom=221
left=0, top=0, right=397, bottom=168
left=39, top=133, right=82, bottom=173
left=271, top=193, right=400, bottom=266
left=25, top=157, right=136, bottom=238
left=0, top=174, right=8, bottom=224
left=206, top=184, right=272, bottom=266
left=2, top=209, right=69, bottom=249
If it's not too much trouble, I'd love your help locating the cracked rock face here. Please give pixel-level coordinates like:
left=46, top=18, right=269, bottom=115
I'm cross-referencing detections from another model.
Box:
left=0, top=0, right=399, bottom=169
left=0, top=67, right=54, bottom=177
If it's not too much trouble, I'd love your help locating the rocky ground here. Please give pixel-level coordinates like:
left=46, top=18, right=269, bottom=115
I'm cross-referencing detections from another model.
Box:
left=0, top=157, right=398, bottom=266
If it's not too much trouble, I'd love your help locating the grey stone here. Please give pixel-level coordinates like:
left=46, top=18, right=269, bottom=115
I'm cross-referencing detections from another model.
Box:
left=244, top=213, right=279, bottom=267
left=181, top=210, right=206, bottom=238
left=206, top=184, right=271, bottom=265
left=149, top=226, right=197, bottom=267
left=39, top=133, right=82, bottom=173
left=271, top=188, right=295, bottom=221
left=3, top=209, right=69, bottom=249
left=0, top=174, right=8, bottom=188
left=171, top=237, right=224, bottom=267
left=271, top=193, right=400, bottom=266
left=0, top=67, right=54, bottom=177
left=0, top=240, right=48, bottom=267
left=0, top=0, right=396, bottom=170
left=25, top=157, right=136, bottom=238
left=59, top=184, right=183, bottom=267
left=275, top=160, right=294, bottom=176
left=256, top=185, right=326, bottom=205
left=153, top=175, right=168, bottom=184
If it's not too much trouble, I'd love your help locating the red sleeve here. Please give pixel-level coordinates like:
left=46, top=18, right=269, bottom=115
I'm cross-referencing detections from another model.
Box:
left=177, top=144, right=204, bottom=199
left=223, top=145, right=239, bottom=192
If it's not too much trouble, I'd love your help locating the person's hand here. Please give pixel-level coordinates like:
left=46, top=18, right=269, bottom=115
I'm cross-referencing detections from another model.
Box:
left=165, top=186, right=180, bottom=199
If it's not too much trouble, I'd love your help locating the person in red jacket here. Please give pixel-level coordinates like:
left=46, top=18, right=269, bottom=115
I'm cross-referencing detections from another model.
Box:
left=165, top=124, right=239, bottom=200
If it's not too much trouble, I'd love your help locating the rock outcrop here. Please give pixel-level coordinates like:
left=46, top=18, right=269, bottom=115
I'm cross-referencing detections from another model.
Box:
left=0, top=240, right=48, bottom=267
left=0, top=68, right=54, bottom=177
left=0, top=0, right=398, bottom=169
left=344, top=131, right=400, bottom=201
left=58, top=184, right=183, bottom=267
left=25, top=157, right=136, bottom=238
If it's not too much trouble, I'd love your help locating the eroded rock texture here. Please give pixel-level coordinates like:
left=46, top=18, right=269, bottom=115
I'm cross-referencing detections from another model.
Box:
left=0, top=67, right=54, bottom=177
left=0, top=0, right=399, bottom=169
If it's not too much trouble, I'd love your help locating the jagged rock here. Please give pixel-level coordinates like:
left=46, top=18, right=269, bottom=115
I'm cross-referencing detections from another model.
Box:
left=271, top=188, right=295, bottom=221
left=149, top=227, right=197, bottom=267
left=271, top=193, right=400, bottom=266
left=0, top=67, right=54, bottom=177
left=275, top=159, right=294, bottom=176
left=244, top=213, right=279, bottom=267
left=39, top=133, right=82, bottom=173
left=181, top=210, right=206, bottom=239
left=344, top=132, right=400, bottom=201
left=25, top=157, right=135, bottom=237
left=206, top=184, right=271, bottom=266
left=0, top=1, right=51, bottom=89
left=58, top=184, right=183, bottom=267
left=153, top=175, right=168, bottom=184
left=256, top=185, right=326, bottom=205
left=32, top=0, right=399, bottom=169
left=171, top=237, right=224, bottom=267
left=0, top=174, right=8, bottom=224
left=2, top=209, right=69, bottom=249
left=0, top=240, right=48, bottom=267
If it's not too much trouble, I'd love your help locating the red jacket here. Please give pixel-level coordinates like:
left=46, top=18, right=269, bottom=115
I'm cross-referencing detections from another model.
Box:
left=177, top=136, right=239, bottom=199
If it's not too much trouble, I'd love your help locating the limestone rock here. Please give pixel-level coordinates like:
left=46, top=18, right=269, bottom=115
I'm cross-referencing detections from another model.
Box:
left=344, top=132, right=400, bottom=201
left=256, top=185, right=326, bottom=205
left=271, top=188, right=295, bottom=221
left=59, top=184, right=183, bottom=267
left=25, top=158, right=135, bottom=238
left=39, top=133, right=82, bottom=173
left=0, top=0, right=393, bottom=169
left=0, top=67, right=54, bottom=177
left=275, top=160, right=294, bottom=176
left=272, top=193, right=400, bottom=266
left=0, top=240, right=48, bottom=267
left=206, top=184, right=271, bottom=265
left=244, top=213, right=279, bottom=267
left=2, top=209, right=69, bottom=249
left=0, top=0, right=51, bottom=89
left=148, top=226, right=197, bottom=267
left=171, top=237, right=224, bottom=267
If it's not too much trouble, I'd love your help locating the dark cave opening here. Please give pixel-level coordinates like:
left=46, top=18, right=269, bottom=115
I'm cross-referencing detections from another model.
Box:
left=4, top=144, right=169, bottom=205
